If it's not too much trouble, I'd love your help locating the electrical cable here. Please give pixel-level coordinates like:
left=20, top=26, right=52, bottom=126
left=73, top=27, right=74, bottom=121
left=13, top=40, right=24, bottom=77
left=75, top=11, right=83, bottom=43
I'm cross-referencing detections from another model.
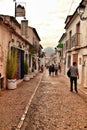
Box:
left=58, top=0, right=74, bottom=43
left=67, top=0, right=74, bottom=16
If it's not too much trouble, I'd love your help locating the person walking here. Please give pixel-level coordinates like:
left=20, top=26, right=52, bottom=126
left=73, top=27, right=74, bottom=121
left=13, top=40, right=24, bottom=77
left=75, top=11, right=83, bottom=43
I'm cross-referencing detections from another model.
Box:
left=48, top=64, right=52, bottom=76
left=69, top=62, right=79, bottom=93
left=54, top=64, right=58, bottom=76
left=51, top=64, right=55, bottom=76
left=40, top=65, right=43, bottom=73
left=58, top=63, right=61, bottom=73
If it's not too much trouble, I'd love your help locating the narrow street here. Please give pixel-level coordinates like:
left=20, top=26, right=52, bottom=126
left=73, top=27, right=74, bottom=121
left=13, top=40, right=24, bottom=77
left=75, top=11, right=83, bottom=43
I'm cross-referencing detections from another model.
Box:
left=21, top=69, right=87, bottom=130
left=0, top=1, right=87, bottom=130
left=0, top=69, right=87, bottom=130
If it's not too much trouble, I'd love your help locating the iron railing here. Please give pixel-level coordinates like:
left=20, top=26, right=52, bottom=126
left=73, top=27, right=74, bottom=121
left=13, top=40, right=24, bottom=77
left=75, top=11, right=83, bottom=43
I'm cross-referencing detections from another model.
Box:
left=65, top=33, right=81, bottom=51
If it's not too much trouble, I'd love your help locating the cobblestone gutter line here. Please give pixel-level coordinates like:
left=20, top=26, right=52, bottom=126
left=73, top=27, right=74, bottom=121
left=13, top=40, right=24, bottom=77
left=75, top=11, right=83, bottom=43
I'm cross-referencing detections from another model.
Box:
left=79, top=88, right=87, bottom=95
left=65, top=76, right=87, bottom=95
left=15, top=72, right=44, bottom=130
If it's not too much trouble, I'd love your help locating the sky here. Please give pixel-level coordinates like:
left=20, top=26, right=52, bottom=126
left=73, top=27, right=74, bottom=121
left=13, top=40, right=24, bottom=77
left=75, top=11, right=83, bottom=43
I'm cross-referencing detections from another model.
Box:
left=0, top=0, right=82, bottom=49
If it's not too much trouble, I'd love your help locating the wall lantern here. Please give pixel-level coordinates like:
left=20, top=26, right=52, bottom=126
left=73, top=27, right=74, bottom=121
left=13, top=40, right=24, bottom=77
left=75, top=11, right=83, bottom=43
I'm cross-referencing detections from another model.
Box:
left=77, top=0, right=87, bottom=20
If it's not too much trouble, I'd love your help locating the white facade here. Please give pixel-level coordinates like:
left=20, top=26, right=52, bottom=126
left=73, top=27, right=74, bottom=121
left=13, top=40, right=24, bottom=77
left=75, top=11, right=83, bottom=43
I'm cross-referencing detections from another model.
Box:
left=0, top=15, right=41, bottom=89
left=60, top=0, right=87, bottom=87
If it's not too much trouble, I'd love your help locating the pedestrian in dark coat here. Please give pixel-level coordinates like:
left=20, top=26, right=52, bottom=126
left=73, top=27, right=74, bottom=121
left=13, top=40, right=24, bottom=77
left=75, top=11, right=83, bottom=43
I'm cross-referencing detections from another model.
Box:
left=58, top=63, right=61, bottom=73
left=41, top=65, right=43, bottom=73
left=54, top=64, right=58, bottom=76
left=49, top=65, right=52, bottom=76
left=51, top=64, right=55, bottom=76
left=69, top=62, right=79, bottom=93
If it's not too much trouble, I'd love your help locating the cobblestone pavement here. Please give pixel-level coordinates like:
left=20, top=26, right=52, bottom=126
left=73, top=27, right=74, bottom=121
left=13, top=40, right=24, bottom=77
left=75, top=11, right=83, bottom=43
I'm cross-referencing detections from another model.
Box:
left=21, top=70, right=87, bottom=130
left=0, top=73, right=42, bottom=130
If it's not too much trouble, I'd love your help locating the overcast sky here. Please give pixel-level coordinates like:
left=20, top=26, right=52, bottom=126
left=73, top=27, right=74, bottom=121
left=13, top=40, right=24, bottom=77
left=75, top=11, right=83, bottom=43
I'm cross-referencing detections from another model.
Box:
left=0, top=0, right=82, bottom=49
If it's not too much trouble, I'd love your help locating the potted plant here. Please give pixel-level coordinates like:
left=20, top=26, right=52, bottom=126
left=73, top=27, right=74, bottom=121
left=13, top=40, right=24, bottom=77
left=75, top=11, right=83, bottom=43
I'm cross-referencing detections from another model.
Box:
left=6, top=48, right=17, bottom=89
left=24, top=59, right=30, bottom=81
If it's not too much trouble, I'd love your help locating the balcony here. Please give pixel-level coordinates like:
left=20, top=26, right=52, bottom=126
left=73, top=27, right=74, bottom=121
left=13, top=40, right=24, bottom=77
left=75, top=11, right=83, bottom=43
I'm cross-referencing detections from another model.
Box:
left=65, top=33, right=81, bottom=51
left=71, top=33, right=81, bottom=48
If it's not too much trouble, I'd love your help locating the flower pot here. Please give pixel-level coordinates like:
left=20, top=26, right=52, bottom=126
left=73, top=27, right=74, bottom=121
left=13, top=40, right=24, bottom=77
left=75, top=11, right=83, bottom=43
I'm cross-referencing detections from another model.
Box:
left=30, top=73, right=34, bottom=79
left=7, top=79, right=17, bottom=89
left=34, top=70, right=38, bottom=74
left=24, top=74, right=30, bottom=81
left=32, top=72, right=36, bottom=77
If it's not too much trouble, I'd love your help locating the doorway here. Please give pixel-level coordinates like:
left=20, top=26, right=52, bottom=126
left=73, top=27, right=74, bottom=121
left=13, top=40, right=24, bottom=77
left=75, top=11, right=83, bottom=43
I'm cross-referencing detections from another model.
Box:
left=82, top=55, right=87, bottom=87
left=73, top=53, right=78, bottom=66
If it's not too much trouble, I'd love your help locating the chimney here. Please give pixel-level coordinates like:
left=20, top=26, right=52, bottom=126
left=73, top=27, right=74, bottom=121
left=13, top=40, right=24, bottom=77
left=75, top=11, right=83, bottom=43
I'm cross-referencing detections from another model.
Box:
left=21, top=20, right=28, bottom=38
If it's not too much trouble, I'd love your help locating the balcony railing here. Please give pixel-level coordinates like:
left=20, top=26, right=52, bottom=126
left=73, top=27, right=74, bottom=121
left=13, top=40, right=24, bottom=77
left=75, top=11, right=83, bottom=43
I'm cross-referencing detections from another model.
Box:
left=65, top=33, right=81, bottom=51
left=71, top=33, right=80, bottom=47
left=65, top=39, right=71, bottom=50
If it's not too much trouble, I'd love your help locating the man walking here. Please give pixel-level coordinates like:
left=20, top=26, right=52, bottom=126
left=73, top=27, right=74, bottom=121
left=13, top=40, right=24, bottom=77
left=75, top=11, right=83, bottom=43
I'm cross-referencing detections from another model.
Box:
left=48, top=64, right=52, bottom=76
left=69, top=62, right=79, bottom=93
left=54, top=64, right=58, bottom=76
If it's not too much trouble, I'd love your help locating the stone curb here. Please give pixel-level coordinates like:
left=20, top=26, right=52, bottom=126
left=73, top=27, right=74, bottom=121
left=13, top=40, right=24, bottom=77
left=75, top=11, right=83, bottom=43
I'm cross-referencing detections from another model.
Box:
left=15, top=72, right=87, bottom=130
left=65, top=75, right=87, bottom=96
left=15, top=72, right=44, bottom=130
left=79, top=88, right=87, bottom=95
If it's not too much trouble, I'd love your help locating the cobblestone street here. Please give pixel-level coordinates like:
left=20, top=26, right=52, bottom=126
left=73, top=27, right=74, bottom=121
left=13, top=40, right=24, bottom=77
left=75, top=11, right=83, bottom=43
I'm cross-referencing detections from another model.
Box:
left=21, top=70, right=87, bottom=130
left=0, top=69, right=87, bottom=130
left=0, top=73, right=42, bottom=130
left=0, top=1, right=87, bottom=130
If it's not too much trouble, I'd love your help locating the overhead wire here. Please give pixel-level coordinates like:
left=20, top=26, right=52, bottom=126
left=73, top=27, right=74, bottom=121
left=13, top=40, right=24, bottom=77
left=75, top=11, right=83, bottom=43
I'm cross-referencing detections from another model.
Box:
left=61, top=0, right=75, bottom=28
left=58, top=0, right=75, bottom=43
left=67, top=0, right=74, bottom=16
left=59, top=0, right=74, bottom=36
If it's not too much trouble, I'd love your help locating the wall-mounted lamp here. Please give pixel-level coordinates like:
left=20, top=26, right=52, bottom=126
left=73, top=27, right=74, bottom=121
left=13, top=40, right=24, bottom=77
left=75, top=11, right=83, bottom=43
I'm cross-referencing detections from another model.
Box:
left=78, top=0, right=87, bottom=20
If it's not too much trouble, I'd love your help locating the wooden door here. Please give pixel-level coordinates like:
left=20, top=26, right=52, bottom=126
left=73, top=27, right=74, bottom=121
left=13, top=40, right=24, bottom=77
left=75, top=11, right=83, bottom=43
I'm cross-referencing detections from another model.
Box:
left=73, top=53, right=78, bottom=66
left=82, top=55, right=87, bottom=86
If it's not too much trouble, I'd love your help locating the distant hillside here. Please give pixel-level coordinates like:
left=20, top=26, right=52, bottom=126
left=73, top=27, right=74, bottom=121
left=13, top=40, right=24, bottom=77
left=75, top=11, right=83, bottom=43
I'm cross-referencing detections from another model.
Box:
left=43, top=47, right=55, bottom=56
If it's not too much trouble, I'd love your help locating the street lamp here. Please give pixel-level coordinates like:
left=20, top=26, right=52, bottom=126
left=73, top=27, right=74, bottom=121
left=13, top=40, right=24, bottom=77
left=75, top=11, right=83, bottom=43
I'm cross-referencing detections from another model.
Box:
left=78, top=0, right=87, bottom=20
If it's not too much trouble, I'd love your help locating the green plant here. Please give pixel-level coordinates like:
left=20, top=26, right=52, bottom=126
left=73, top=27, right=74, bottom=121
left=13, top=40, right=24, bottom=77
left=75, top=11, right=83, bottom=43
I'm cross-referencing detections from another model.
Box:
left=28, top=68, right=31, bottom=73
left=6, top=48, right=17, bottom=79
left=24, top=59, right=28, bottom=74
left=29, top=47, right=36, bottom=56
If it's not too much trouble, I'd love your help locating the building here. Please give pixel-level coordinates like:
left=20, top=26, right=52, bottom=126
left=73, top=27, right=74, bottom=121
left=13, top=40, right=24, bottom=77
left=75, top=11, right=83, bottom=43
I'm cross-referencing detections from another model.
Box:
left=59, top=0, right=87, bottom=87
left=0, top=15, right=41, bottom=89
left=58, top=33, right=66, bottom=74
